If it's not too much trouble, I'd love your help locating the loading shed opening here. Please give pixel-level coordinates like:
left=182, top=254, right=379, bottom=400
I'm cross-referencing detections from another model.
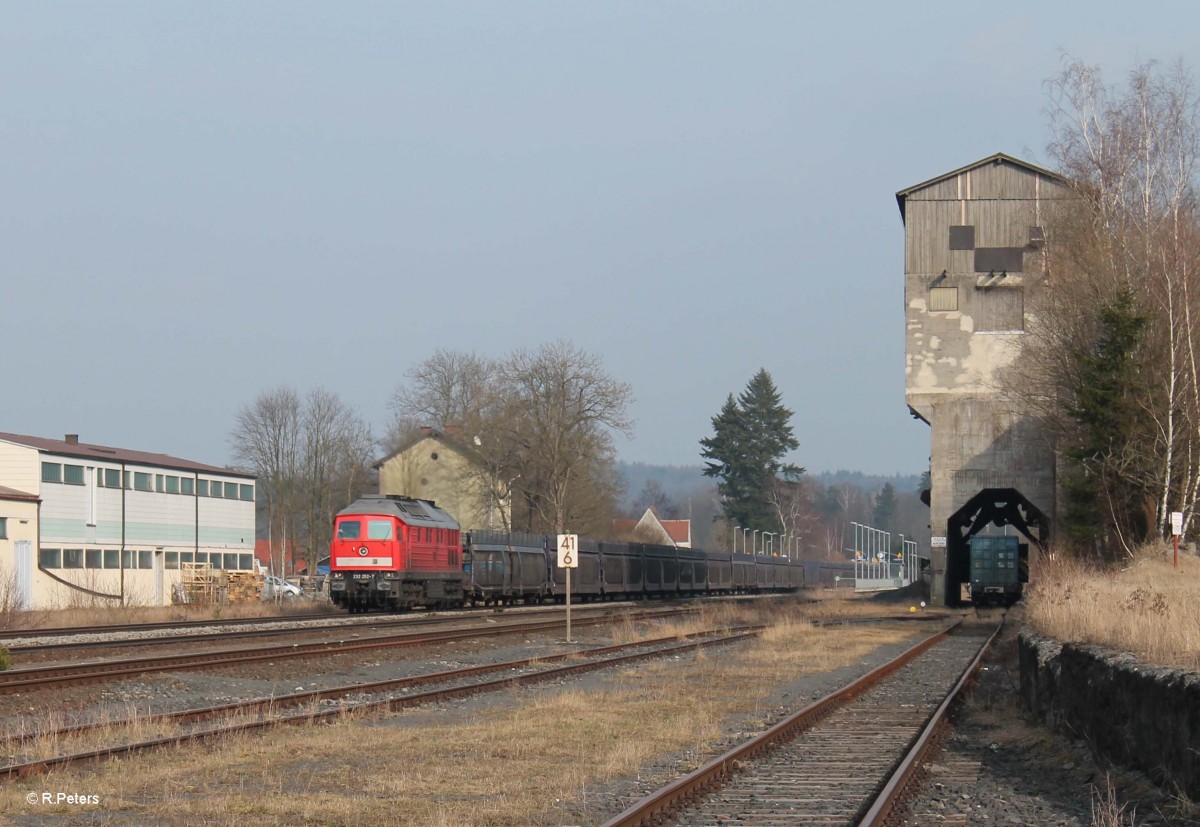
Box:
left=945, top=487, right=1049, bottom=606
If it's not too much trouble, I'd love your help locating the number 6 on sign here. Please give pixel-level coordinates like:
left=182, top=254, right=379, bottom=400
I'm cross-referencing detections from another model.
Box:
left=557, top=534, right=578, bottom=568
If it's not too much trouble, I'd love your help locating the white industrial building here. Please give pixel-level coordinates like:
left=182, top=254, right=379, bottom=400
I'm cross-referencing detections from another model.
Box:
left=0, top=432, right=256, bottom=610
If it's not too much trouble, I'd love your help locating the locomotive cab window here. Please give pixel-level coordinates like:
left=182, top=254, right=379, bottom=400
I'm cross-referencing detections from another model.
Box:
left=367, top=520, right=393, bottom=540
left=337, top=520, right=362, bottom=540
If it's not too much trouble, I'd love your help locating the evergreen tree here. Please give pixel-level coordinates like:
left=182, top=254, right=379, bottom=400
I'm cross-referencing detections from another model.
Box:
left=700, top=369, right=803, bottom=533
left=872, top=482, right=897, bottom=532
left=1061, top=288, right=1149, bottom=548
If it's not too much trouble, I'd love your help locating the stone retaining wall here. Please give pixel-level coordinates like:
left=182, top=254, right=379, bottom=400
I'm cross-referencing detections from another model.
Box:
left=1019, top=631, right=1200, bottom=799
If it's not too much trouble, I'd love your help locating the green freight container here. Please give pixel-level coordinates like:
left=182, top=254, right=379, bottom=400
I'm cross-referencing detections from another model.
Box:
left=968, top=535, right=1022, bottom=605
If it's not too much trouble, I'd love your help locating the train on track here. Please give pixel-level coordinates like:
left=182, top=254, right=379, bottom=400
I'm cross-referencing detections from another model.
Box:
left=965, top=534, right=1025, bottom=606
left=328, top=494, right=820, bottom=613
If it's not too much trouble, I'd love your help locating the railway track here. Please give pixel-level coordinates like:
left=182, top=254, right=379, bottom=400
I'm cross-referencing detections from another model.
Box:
left=0, top=607, right=687, bottom=694
left=1, top=625, right=763, bottom=780
left=1, top=601, right=641, bottom=658
left=0, top=611, right=347, bottom=641
left=600, top=618, right=1001, bottom=827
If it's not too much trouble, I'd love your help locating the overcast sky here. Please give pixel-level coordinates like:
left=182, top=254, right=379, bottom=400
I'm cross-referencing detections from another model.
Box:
left=4, top=3, right=1196, bottom=475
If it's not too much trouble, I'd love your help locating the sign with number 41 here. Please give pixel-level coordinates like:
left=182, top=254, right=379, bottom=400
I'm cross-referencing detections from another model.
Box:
left=557, top=534, right=579, bottom=568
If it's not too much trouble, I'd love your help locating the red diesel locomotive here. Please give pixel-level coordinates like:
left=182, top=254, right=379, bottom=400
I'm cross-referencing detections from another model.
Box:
left=329, top=494, right=813, bottom=613
left=329, top=494, right=464, bottom=613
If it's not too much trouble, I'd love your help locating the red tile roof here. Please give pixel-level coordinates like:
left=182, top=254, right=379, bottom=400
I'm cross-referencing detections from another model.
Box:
left=0, top=432, right=252, bottom=478
left=660, top=519, right=691, bottom=544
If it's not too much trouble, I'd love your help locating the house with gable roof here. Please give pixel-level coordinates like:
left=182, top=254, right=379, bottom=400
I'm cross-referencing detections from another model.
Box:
left=375, top=427, right=511, bottom=531
left=611, top=507, right=692, bottom=548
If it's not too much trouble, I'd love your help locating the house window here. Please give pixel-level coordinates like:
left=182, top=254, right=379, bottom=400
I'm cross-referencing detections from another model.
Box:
left=64, top=464, right=85, bottom=485
left=134, top=472, right=152, bottom=491
left=42, top=462, right=63, bottom=483
left=929, top=287, right=959, bottom=311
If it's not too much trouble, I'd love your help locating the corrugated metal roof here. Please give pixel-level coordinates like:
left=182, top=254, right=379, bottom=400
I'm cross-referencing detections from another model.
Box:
left=0, top=432, right=253, bottom=478
left=895, top=152, right=1069, bottom=221
left=0, top=484, right=38, bottom=502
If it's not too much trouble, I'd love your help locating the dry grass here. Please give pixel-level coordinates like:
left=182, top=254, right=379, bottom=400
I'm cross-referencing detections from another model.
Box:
left=0, top=608, right=914, bottom=826
left=1024, top=546, right=1200, bottom=670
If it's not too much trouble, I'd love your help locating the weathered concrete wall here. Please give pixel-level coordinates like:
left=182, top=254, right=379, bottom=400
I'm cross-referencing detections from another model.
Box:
left=1019, top=631, right=1200, bottom=799
left=899, top=155, right=1071, bottom=606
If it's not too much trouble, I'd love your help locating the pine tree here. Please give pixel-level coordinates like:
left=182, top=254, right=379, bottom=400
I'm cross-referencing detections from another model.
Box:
left=700, top=369, right=803, bottom=533
left=872, top=482, right=897, bottom=532
left=1061, top=288, right=1149, bottom=548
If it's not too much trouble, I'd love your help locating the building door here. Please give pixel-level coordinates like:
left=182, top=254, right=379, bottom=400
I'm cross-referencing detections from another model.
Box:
left=13, top=540, right=32, bottom=610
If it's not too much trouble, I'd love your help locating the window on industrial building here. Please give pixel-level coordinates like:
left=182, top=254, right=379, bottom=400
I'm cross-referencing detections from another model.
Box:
left=155, top=474, right=165, bottom=493
left=181, top=478, right=194, bottom=495
left=64, top=465, right=85, bottom=485
left=223, top=553, right=239, bottom=570
left=929, top=286, right=959, bottom=311
left=42, top=462, right=62, bottom=483
left=165, top=552, right=179, bottom=570
left=62, top=548, right=84, bottom=568
left=122, top=549, right=135, bottom=569
left=197, top=479, right=209, bottom=497
left=166, top=476, right=180, bottom=494
left=239, top=553, right=253, bottom=570
left=134, top=472, right=152, bottom=491
left=138, top=550, right=153, bottom=570
left=39, top=548, right=61, bottom=568
left=85, top=549, right=101, bottom=569
left=0, top=517, right=6, bottom=540
left=180, top=552, right=194, bottom=565
left=103, top=469, right=122, bottom=488
left=976, top=288, right=1025, bottom=332
left=239, top=484, right=254, bottom=501
left=224, top=482, right=238, bottom=499
left=193, top=552, right=207, bottom=565
left=103, top=549, right=119, bottom=569
left=209, top=553, right=223, bottom=570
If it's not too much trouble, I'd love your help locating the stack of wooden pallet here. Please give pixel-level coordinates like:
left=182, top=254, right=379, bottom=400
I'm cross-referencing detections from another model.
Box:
left=225, top=571, right=263, bottom=603
left=179, top=562, right=218, bottom=604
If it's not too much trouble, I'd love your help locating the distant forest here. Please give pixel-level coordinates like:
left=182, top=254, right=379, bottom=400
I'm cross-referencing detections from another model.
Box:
left=617, top=461, right=928, bottom=556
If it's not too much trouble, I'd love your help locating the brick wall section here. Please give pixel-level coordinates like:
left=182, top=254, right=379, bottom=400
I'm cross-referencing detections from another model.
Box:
left=1019, top=631, right=1200, bottom=799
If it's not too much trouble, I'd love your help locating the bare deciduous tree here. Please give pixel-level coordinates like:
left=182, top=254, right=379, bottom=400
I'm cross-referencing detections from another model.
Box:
left=1012, top=56, right=1200, bottom=551
left=232, top=387, right=374, bottom=573
left=388, top=341, right=633, bottom=535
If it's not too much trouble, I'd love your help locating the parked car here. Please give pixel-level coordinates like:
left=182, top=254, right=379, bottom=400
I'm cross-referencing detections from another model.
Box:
left=262, top=575, right=303, bottom=600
